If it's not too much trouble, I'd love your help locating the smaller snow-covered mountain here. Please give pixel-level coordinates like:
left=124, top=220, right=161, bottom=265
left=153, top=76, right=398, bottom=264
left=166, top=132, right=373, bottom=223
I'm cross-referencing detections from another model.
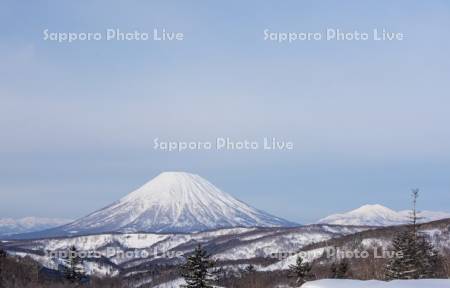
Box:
left=318, top=204, right=450, bottom=226
left=0, top=217, right=71, bottom=236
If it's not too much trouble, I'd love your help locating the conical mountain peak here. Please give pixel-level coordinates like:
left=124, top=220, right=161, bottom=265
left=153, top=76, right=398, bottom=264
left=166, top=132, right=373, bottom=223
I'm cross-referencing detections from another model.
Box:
left=44, top=172, right=296, bottom=236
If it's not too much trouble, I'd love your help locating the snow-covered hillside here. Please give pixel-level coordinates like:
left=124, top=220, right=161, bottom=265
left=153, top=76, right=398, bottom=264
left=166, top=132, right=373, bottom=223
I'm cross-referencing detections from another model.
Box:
left=0, top=217, right=71, bottom=236
left=3, top=225, right=364, bottom=276
left=318, top=204, right=450, bottom=226
left=153, top=278, right=224, bottom=288
left=4, top=219, right=449, bottom=284
left=262, top=218, right=450, bottom=272
left=24, top=172, right=295, bottom=238
left=302, top=279, right=450, bottom=288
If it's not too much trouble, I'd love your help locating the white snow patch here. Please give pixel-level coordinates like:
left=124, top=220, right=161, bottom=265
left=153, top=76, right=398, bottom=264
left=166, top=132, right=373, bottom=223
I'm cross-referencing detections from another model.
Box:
left=261, top=247, right=328, bottom=271
left=302, top=279, right=450, bottom=288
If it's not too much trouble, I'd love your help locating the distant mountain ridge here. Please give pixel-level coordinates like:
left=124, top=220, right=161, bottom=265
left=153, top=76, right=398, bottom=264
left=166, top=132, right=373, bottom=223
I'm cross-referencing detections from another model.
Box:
left=15, top=172, right=296, bottom=238
left=318, top=204, right=450, bottom=226
left=0, top=217, right=71, bottom=236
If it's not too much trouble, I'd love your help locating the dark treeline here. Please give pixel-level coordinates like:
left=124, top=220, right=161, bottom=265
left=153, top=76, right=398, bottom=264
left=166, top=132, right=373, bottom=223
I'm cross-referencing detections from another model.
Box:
left=0, top=245, right=448, bottom=288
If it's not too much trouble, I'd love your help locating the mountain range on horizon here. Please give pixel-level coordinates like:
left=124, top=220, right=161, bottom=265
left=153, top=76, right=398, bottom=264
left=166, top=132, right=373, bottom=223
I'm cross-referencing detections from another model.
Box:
left=2, top=172, right=450, bottom=238
left=0, top=217, right=72, bottom=237
left=318, top=204, right=450, bottom=226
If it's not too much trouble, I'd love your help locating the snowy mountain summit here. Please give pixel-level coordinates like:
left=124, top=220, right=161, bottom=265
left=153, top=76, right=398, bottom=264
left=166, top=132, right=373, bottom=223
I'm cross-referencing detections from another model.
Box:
left=34, top=172, right=295, bottom=237
left=318, top=204, right=450, bottom=226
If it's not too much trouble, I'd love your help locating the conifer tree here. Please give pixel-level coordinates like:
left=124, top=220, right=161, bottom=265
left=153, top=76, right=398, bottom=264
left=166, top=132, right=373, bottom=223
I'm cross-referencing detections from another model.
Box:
left=385, top=230, right=417, bottom=279
left=0, top=247, right=6, bottom=283
left=415, top=233, right=439, bottom=278
left=180, top=244, right=215, bottom=288
left=385, top=189, right=440, bottom=279
left=331, top=259, right=349, bottom=279
left=62, top=245, right=85, bottom=283
left=288, top=255, right=313, bottom=286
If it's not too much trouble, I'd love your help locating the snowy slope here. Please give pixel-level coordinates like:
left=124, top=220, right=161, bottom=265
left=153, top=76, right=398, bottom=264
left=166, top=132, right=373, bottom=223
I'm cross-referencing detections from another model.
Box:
left=152, top=278, right=186, bottom=288
left=302, top=279, right=450, bottom=288
left=152, top=278, right=225, bottom=288
left=5, top=220, right=449, bottom=278
left=318, top=204, right=450, bottom=226
left=3, top=225, right=362, bottom=275
left=17, top=172, right=295, bottom=238
left=263, top=218, right=450, bottom=272
left=4, top=220, right=450, bottom=282
left=0, top=217, right=71, bottom=236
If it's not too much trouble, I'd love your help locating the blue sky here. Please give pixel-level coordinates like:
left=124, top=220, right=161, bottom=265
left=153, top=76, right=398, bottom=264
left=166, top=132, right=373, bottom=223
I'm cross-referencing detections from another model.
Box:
left=0, top=1, right=449, bottom=223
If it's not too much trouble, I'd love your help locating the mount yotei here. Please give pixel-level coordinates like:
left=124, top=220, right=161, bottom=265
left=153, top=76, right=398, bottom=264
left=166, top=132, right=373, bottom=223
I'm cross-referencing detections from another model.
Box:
left=25, top=172, right=295, bottom=238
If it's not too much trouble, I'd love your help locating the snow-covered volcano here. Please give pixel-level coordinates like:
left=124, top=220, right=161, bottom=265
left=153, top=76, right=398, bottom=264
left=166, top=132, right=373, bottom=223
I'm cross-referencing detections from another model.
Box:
left=31, top=172, right=295, bottom=237
left=318, top=204, right=450, bottom=226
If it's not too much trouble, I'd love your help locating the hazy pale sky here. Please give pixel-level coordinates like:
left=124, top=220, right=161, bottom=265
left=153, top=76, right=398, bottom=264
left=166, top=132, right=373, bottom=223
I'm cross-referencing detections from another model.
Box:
left=1, top=1, right=449, bottom=223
